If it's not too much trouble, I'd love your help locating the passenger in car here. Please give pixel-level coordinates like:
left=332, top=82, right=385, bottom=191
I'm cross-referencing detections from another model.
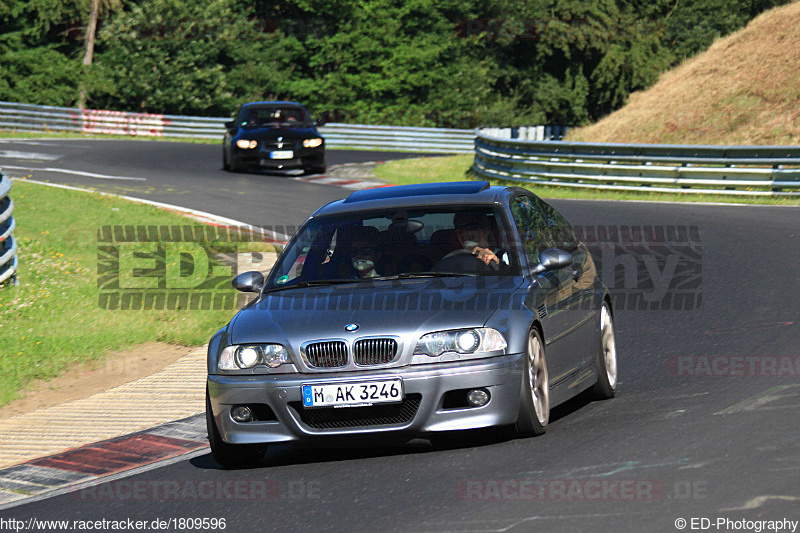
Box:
left=351, top=242, right=382, bottom=278
left=334, top=225, right=383, bottom=279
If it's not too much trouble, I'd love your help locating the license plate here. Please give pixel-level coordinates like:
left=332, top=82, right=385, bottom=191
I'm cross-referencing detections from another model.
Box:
left=270, top=150, right=293, bottom=159
left=302, top=379, right=403, bottom=408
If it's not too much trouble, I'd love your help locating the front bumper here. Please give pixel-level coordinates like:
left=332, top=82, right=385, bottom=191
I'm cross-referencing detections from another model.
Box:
left=233, top=147, right=324, bottom=170
left=207, top=353, right=524, bottom=444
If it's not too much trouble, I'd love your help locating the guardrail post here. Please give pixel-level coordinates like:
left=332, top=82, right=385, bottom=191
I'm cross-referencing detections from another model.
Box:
left=0, top=171, right=18, bottom=287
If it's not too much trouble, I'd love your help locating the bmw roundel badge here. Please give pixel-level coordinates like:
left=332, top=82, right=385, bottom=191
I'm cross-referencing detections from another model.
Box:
left=345, top=323, right=359, bottom=332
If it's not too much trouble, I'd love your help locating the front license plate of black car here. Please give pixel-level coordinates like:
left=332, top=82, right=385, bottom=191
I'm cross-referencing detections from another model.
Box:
left=270, top=150, right=294, bottom=159
left=302, top=379, right=403, bottom=408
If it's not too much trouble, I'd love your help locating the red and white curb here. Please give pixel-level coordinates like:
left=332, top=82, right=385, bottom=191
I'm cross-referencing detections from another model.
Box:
left=0, top=415, right=206, bottom=509
left=291, top=161, right=391, bottom=190
left=292, top=175, right=390, bottom=190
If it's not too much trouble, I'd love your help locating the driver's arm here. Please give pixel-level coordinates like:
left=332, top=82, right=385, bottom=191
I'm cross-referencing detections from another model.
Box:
left=471, top=246, right=499, bottom=266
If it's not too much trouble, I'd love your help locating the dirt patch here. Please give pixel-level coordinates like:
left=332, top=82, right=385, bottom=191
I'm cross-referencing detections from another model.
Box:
left=0, top=342, right=199, bottom=419
left=568, top=1, right=800, bottom=145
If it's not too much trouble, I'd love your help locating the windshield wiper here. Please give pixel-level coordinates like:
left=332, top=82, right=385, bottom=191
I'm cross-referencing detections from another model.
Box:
left=369, top=272, right=478, bottom=281
left=262, top=279, right=364, bottom=294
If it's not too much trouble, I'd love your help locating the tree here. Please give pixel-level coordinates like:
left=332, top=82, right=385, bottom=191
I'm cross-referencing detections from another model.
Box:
left=77, top=0, right=121, bottom=109
left=0, top=0, right=84, bottom=105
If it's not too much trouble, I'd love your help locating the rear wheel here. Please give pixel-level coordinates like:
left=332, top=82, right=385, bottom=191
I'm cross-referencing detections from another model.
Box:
left=206, top=389, right=266, bottom=468
left=591, top=303, right=617, bottom=400
left=514, top=329, right=549, bottom=437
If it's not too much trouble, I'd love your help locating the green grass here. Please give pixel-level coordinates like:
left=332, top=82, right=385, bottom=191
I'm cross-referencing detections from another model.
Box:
left=0, top=180, right=277, bottom=406
left=373, top=154, right=800, bottom=205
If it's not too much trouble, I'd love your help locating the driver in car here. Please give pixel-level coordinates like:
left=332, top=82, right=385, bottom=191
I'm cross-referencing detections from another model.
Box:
left=435, top=212, right=501, bottom=272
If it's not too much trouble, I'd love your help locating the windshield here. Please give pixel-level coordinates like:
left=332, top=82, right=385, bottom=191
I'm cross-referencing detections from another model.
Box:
left=238, top=106, right=310, bottom=129
left=264, top=206, right=522, bottom=291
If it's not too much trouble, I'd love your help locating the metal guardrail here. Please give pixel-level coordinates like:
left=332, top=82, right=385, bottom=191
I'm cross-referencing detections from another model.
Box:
left=478, top=126, right=569, bottom=141
left=473, top=129, right=800, bottom=196
left=0, top=101, right=474, bottom=153
left=0, top=171, right=17, bottom=286
left=319, top=123, right=473, bottom=153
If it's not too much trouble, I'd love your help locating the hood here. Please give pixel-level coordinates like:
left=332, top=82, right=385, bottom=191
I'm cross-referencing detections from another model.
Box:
left=228, top=276, right=524, bottom=347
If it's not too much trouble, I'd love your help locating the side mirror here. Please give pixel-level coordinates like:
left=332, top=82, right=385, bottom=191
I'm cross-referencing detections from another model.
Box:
left=532, top=249, right=572, bottom=275
left=224, top=120, right=236, bottom=131
left=232, top=271, right=264, bottom=293
left=315, top=118, right=326, bottom=127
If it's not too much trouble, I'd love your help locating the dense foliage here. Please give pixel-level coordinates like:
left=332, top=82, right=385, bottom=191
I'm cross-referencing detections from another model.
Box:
left=0, top=0, right=789, bottom=127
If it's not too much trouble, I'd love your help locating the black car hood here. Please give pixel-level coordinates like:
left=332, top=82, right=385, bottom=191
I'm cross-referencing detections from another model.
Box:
left=228, top=276, right=524, bottom=346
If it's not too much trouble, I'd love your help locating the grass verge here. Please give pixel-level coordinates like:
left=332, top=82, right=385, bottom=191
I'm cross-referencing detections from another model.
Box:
left=0, top=180, right=276, bottom=406
left=372, top=155, right=800, bottom=206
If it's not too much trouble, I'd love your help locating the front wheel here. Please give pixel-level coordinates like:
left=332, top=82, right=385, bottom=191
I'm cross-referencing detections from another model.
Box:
left=514, top=329, right=549, bottom=437
left=591, top=303, right=617, bottom=400
left=222, top=146, right=230, bottom=170
left=206, top=390, right=266, bottom=468
left=229, top=157, right=245, bottom=173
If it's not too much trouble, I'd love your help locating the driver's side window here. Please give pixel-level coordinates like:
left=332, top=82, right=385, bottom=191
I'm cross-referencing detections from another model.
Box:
left=511, top=195, right=548, bottom=265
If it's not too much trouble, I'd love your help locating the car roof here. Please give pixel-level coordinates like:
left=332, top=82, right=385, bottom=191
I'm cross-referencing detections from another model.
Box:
left=311, top=181, right=525, bottom=217
left=241, top=101, right=306, bottom=108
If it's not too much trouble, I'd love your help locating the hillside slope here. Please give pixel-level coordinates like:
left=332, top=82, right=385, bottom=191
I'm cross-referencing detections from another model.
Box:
left=568, top=1, right=800, bottom=145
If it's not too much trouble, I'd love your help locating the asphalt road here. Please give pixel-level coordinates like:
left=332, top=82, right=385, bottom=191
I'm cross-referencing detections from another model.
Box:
left=0, top=138, right=422, bottom=230
left=1, top=139, right=799, bottom=532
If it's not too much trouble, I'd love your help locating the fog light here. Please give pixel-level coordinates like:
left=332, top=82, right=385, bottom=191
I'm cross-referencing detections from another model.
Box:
left=231, top=406, right=253, bottom=423
left=467, top=389, right=490, bottom=407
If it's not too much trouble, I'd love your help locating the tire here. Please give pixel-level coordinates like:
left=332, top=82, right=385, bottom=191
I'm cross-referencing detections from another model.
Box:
left=591, top=303, right=617, bottom=400
left=222, top=147, right=230, bottom=170
left=514, top=328, right=549, bottom=437
left=206, top=389, right=266, bottom=468
left=229, top=157, right=245, bottom=173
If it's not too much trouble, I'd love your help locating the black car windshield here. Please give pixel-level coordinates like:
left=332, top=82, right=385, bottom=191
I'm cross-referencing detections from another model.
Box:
left=265, top=206, right=522, bottom=290
left=239, top=106, right=310, bottom=129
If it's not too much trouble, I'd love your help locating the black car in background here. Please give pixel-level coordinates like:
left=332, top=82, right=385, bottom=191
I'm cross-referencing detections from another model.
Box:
left=222, top=101, right=326, bottom=175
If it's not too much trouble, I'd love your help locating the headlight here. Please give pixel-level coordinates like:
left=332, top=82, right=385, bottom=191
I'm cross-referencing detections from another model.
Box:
left=303, top=137, right=323, bottom=148
left=218, top=344, right=289, bottom=370
left=414, top=328, right=507, bottom=357
left=236, top=139, right=258, bottom=149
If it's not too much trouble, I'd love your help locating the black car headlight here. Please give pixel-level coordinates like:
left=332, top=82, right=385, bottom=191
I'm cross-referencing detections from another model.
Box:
left=302, top=138, right=323, bottom=148
left=219, top=344, right=289, bottom=370
left=414, top=328, right=507, bottom=357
